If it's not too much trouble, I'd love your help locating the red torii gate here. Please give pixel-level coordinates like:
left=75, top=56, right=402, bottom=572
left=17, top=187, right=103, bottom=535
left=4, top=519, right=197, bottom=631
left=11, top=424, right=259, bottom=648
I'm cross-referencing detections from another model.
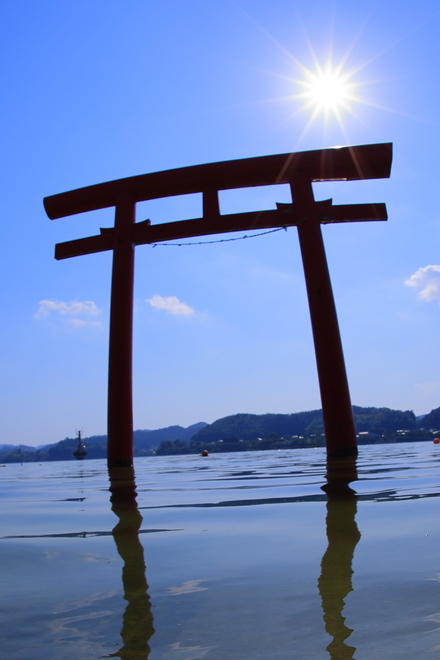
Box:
left=44, top=142, right=392, bottom=467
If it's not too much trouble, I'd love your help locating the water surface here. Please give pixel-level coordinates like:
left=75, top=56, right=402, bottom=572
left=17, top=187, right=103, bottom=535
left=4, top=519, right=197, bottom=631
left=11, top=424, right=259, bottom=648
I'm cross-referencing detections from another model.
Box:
left=1, top=442, right=440, bottom=659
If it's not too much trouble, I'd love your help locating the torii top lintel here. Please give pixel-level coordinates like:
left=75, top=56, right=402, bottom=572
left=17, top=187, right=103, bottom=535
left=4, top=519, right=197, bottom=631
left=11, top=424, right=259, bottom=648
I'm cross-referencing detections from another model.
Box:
left=44, top=143, right=392, bottom=260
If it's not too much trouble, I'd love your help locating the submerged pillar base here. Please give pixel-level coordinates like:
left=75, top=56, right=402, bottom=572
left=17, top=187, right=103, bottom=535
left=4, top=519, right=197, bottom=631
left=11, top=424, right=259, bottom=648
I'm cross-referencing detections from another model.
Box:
left=327, top=445, right=358, bottom=459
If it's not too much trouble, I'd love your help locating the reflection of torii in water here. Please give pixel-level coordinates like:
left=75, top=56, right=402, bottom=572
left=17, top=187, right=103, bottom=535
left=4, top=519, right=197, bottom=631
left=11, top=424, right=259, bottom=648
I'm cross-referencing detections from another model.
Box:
left=107, top=467, right=155, bottom=659
left=319, top=456, right=361, bottom=660
left=44, top=143, right=392, bottom=467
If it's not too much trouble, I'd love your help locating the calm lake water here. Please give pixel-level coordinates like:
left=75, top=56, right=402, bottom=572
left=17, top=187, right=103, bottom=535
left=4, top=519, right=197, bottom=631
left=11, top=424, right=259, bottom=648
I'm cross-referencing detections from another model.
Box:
left=1, top=442, right=440, bottom=659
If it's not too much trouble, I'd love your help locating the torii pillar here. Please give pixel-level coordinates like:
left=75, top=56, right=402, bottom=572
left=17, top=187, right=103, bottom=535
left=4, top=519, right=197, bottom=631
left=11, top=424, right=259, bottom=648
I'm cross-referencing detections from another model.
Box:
left=44, top=143, right=392, bottom=467
left=290, top=174, right=357, bottom=456
left=107, top=195, right=136, bottom=466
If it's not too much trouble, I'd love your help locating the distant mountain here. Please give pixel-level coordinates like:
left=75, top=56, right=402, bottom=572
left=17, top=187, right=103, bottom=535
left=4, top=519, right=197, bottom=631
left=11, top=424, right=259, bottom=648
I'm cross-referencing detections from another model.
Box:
left=0, top=444, right=39, bottom=454
left=81, top=422, right=208, bottom=452
left=135, top=423, right=207, bottom=450
left=0, top=422, right=208, bottom=463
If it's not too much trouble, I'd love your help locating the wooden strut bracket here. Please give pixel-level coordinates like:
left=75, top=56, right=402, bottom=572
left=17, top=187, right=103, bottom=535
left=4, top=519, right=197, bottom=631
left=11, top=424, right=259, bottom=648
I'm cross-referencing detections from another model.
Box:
left=44, top=143, right=392, bottom=466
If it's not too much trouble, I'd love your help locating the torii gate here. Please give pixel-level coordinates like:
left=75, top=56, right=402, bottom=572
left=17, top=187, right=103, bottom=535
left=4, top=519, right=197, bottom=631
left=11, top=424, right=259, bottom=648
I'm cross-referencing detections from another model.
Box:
left=44, top=142, right=392, bottom=467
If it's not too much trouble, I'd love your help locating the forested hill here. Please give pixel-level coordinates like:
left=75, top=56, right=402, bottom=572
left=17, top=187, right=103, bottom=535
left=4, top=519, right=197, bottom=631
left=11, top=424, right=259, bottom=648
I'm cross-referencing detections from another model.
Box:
left=156, top=406, right=440, bottom=455
left=422, top=407, right=440, bottom=430
left=189, top=406, right=419, bottom=446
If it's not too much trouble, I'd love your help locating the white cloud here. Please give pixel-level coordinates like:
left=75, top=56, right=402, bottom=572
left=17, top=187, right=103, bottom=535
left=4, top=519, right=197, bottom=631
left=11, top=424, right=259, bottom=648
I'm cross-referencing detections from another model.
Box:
left=35, top=299, right=101, bottom=318
left=405, top=265, right=440, bottom=304
left=146, top=294, right=195, bottom=316
left=65, top=318, right=102, bottom=328
left=35, top=299, right=102, bottom=326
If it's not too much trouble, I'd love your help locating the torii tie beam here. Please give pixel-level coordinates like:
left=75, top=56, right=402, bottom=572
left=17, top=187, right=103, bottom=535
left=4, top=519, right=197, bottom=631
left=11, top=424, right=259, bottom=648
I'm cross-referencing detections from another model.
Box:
left=44, top=143, right=392, bottom=467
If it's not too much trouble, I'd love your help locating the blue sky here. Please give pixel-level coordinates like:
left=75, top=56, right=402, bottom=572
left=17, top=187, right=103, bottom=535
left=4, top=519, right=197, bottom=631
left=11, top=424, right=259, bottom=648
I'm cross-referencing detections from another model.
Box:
left=1, top=0, right=440, bottom=447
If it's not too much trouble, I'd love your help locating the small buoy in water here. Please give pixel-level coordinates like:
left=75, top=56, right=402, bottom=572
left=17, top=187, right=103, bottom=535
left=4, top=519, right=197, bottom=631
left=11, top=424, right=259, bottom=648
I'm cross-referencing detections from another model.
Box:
left=434, top=438, right=440, bottom=444
left=201, top=449, right=209, bottom=456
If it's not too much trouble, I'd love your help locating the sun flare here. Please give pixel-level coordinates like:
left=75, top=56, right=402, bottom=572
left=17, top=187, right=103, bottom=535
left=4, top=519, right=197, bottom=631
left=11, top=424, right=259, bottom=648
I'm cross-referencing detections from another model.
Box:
left=295, top=61, right=359, bottom=122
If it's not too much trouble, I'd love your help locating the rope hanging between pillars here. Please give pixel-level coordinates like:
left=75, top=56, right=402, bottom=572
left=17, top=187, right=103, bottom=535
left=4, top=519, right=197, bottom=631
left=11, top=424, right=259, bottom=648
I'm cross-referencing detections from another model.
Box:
left=150, top=226, right=287, bottom=247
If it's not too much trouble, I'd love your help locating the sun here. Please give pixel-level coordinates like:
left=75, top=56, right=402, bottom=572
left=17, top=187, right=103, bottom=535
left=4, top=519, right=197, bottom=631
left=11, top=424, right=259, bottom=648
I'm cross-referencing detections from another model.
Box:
left=294, top=61, right=360, bottom=123
left=234, top=6, right=401, bottom=146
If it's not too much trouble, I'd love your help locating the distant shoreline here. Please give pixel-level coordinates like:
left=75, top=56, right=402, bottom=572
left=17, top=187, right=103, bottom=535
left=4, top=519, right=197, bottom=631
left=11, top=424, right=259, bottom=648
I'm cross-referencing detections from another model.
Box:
left=1, top=402, right=439, bottom=463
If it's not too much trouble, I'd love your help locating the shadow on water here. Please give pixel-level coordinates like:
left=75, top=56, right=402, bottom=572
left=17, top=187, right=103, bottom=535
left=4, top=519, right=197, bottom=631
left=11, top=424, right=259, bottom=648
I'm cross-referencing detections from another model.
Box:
left=319, top=456, right=360, bottom=660
left=106, top=466, right=155, bottom=659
